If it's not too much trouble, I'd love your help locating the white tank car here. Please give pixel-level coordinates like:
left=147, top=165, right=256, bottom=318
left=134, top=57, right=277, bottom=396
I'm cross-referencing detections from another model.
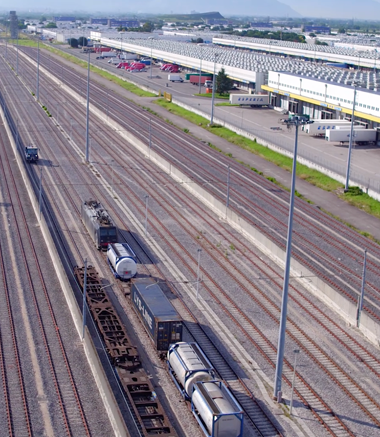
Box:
left=192, top=381, right=244, bottom=437
left=167, top=342, right=215, bottom=399
left=107, top=243, right=137, bottom=280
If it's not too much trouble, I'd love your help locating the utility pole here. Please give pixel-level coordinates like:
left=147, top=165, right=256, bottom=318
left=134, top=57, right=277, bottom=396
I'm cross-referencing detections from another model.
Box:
left=82, top=259, right=88, bottom=340
left=36, top=39, right=40, bottom=101
left=274, top=116, right=312, bottom=401
left=85, top=51, right=90, bottom=162
left=344, top=83, right=359, bottom=191
left=210, top=53, right=219, bottom=125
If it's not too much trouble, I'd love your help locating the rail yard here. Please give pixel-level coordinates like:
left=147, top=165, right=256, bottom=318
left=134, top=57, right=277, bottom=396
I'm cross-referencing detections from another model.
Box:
left=1, top=42, right=380, bottom=437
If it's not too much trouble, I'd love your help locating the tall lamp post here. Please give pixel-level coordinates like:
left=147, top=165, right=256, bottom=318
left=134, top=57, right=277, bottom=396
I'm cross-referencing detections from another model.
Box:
left=273, top=115, right=313, bottom=402
left=198, top=45, right=203, bottom=94
left=209, top=53, right=219, bottom=126
left=148, top=37, right=154, bottom=79
left=344, top=82, right=360, bottom=192
left=85, top=51, right=90, bottom=162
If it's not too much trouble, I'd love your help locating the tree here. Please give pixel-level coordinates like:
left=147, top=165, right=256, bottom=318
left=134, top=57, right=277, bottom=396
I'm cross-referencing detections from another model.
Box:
left=68, top=38, right=78, bottom=48
left=45, top=22, right=57, bottom=28
left=78, top=36, right=87, bottom=46
left=196, top=37, right=203, bottom=43
left=216, top=68, right=232, bottom=95
left=142, top=21, right=154, bottom=32
left=338, top=27, right=346, bottom=34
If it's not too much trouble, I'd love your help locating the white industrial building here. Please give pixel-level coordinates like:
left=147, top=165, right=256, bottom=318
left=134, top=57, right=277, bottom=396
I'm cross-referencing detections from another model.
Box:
left=89, top=32, right=380, bottom=128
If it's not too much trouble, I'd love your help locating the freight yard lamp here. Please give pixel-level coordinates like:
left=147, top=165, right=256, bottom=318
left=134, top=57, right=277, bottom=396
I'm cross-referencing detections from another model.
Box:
left=273, top=115, right=312, bottom=402
left=344, top=82, right=360, bottom=192
left=148, top=37, right=155, bottom=79
left=209, top=52, right=219, bottom=126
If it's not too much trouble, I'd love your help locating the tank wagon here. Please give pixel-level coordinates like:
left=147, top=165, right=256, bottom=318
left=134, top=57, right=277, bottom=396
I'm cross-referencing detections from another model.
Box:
left=107, top=243, right=137, bottom=280
left=131, top=278, right=183, bottom=351
left=81, top=199, right=117, bottom=250
left=192, top=380, right=244, bottom=437
left=167, top=342, right=244, bottom=437
left=167, top=342, right=215, bottom=399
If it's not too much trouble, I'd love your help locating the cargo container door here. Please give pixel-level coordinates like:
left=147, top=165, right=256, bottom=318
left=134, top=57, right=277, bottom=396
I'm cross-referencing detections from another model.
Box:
left=157, top=322, right=182, bottom=350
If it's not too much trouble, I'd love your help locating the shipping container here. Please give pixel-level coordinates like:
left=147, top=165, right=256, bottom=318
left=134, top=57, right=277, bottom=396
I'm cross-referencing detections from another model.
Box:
left=131, top=278, right=183, bottom=351
left=185, top=73, right=212, bottom=80
left=190, top=75, right=212, bottom=85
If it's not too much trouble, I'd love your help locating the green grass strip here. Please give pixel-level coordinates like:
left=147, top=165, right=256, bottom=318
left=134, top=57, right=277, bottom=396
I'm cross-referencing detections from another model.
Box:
left=194, top=93, right=230, bottom=99
left=154, top=98, right=380, bottom=221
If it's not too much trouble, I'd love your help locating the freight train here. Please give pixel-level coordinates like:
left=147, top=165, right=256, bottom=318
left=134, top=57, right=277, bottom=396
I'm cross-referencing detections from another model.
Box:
left=131, top=278, right=183, bottom=351
left=168, top=342, right=244, bottom=437
left=107, top=243, right=137, bottom=280
left=81, top=199, right=117, bottom=250
left=130, top=278, right=244, bottom=437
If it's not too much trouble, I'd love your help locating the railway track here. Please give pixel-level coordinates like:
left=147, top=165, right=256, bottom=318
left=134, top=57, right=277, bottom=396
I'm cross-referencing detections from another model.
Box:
left=0, top=91, right=92, bottom=435
left=2, top=46, right=380, bottom=434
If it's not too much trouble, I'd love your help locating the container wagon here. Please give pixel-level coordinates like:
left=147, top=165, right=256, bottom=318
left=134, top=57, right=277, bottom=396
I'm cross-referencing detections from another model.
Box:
left=192, top=380, right=244, bottom=437
left=107, top=243, right=137, bottom=280
left=131, top=278, right=182, bottom=351
left=81, top=199, right=117, bottom=250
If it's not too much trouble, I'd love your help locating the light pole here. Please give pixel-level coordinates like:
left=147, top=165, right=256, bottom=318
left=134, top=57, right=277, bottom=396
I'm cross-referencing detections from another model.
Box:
left=357, top=248, right=368, bottom=327
left=144, top=195, right=149, bottom=236
left=198, top=45, right=203, bottom=94
left=273, top=116, right=312, bottom=401
left=210, top=53, right=219, bottom=126
left=16, top=34, right=19, bottom=75
left=111, top=160, right=115, bottom=193
left=37, top=38, right=40, bottom=101
left=344, top=82, right=359, bottom=191
left=85, top=51, right=90, bottom=162
left=148, top=37, right=154, bottom=79
left=82, top=259, right=88, bottom=340
left=289, top=349, right=300, bottom=415
left=196, top=249, right=202, bottom=299
left=39, top=168, right=43, bottom=219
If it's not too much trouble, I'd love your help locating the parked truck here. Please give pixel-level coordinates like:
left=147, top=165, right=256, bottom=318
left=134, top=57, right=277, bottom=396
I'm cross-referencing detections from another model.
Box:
left=326, top=128, right=377, bottom=144
left=303, top=120, right=352, bottom=135
left=120, top=53, right=138, bottom=60
left=101, top=52, right=117, bottom=58
left=189, top=75, right=212, bottom=85
left=185, top=73, right=212, bottom=80
left=229, top=94, right=269, bottom=106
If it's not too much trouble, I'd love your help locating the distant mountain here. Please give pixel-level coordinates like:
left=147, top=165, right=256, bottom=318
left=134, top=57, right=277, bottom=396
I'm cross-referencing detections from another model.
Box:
left=143, top=0, right=301, bottom=17
left=159, top=11, right=224, bottom=21
left=283, top=0, right=380, bottom=19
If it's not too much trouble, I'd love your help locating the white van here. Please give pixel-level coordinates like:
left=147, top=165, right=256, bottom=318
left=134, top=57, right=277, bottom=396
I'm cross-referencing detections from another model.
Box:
left=168, top=74, right=184, bottom=82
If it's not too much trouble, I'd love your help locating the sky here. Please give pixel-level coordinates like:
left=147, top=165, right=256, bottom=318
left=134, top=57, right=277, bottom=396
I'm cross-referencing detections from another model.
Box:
left=2, top=0, right=380, bottom=19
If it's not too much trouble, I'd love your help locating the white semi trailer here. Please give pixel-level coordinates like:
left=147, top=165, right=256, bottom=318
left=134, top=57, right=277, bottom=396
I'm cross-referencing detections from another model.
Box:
left=303, top=120, right=352, bottom=135
left=229, top=94, right=269, bottom=106
left=326, top=128, right=377, bottom=143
